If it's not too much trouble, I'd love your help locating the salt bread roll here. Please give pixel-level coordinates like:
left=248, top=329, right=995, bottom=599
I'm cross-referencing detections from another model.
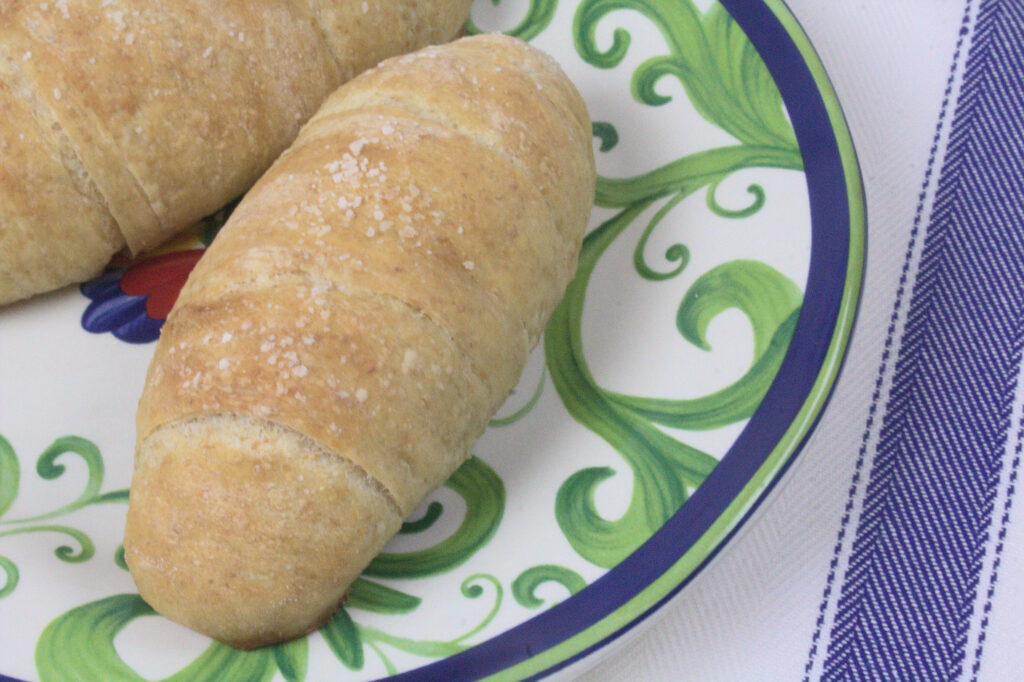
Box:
left=0, top=0, right=471, bottom=305
left=123, top=34, right=596, bottom=648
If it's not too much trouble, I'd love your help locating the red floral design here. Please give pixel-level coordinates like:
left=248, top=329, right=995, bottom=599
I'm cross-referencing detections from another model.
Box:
left=119, top=250, right=204, bottom=320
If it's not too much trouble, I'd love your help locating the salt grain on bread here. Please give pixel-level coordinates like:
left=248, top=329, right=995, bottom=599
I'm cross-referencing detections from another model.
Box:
left=0, top=0, right=471, bottom=305
left=123, top=33, right=596, bottom=649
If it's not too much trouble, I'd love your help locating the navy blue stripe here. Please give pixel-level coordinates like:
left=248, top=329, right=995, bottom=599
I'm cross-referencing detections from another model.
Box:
left=818, top=1, right=1024, bottom=679
left=804, top=3, right=975, bottom=674
left=971, top=413, right=1024, bottom=681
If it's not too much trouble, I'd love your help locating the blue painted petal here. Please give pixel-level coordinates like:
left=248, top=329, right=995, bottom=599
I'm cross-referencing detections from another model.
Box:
left=113, top=314, right=163, bottom=344
left=81, top=295, right=147, bottom=335
left=79, top=269, right=127, bottom=301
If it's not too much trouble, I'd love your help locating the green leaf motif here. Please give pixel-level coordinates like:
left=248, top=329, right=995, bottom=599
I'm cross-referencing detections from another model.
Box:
left=346, top=578, right=421, bottom=614
left=114, top=545, right=128, bottom=571
left=608, top=308, right=800, bottom=431
left=466, top=0, right=559, bottom=41
left=322, top=609, right=364, bottom=671
left=35, top=594, right=276, bottom=682
left=676, top=260, right=801, bottom=358
left=198, top=197, right=238, bottom=247
left=0, top=435, right=18, bottom=518
left=547, top=206, right=715, bottom=567
left=595, top=145, right=801, bottom=209
left=273, top=637, right=308, bottom=682
left=0, top=555, right=17, bottom=600
left=325, top=573, right=505, bottom=675
left=513, top=565, right=587, bottom=608
left=592, top=121, right=620, bottom=152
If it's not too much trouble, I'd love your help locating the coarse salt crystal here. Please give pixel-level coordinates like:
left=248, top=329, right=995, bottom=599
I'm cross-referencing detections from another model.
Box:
left=355, top=388, right=369, bottom=403
left=402, top=349, right=418, bottom=372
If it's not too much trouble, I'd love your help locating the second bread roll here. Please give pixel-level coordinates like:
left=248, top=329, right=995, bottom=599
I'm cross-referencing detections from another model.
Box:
left=123, top=33, right=595, bottom=649
left=0, top=0, right=471, bottom=305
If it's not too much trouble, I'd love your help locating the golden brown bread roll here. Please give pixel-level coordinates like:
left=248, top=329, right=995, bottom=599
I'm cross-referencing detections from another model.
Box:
left=0, top=0, right=471, bottom=305
left=123, top=33, right=595, bottom=649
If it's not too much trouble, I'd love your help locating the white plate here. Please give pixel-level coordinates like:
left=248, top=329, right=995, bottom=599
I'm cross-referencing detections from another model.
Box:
left=0, top=1, right=863, bottom=679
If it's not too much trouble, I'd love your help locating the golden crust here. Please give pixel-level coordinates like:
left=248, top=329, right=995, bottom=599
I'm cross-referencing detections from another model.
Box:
left=313, top=36, right=596, bottom=246
left=0, top=1, right=342, bottom=253
left=124, top=417, right=402, bottom=649
left=0, top=73, right=122, bottom=303
left=127, top=34, right=595, bottom=648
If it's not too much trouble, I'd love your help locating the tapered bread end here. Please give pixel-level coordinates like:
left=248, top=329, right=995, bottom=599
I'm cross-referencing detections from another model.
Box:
left=124, top=416, right=401, bottom=649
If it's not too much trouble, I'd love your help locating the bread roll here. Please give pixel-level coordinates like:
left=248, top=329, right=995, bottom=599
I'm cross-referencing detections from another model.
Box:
left=0, top=0, right=470, bottom=305
left=123, top=34, right=595, bottom=648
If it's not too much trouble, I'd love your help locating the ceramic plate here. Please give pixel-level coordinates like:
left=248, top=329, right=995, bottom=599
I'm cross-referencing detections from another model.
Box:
left=0, top=0, right=863, bottom=680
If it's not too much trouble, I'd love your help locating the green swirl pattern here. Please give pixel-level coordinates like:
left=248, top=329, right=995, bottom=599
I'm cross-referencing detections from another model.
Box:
left=0, top=435, right=127, bottom=599
left=544, top=0, right=804, bottom=568
left=513, top=565, right=587, bottom=608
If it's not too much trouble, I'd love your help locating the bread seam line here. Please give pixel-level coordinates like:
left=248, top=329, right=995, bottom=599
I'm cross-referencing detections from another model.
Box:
left=139, top=413, right=405, bottom=521
left=0, top=38, right=162, bottom=253
left=280, top=0, right=352, bottom=81
left=0, top=43, right=123, bottom=247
